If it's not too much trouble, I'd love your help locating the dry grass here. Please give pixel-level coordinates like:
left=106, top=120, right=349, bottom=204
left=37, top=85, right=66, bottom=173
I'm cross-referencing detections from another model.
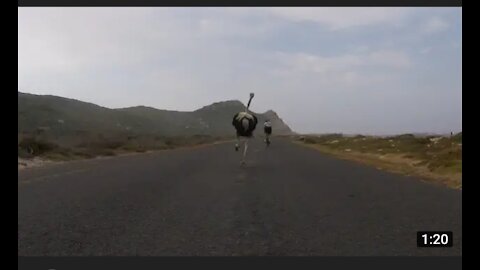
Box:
left=295, top=133, right=462, bottom=189
left=18, top=134, right=228, bottom=164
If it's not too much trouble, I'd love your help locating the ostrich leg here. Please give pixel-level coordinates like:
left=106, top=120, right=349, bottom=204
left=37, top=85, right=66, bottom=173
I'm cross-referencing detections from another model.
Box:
left=241, top=138, right=249, bottom=165
left=235, top=134, right=240, bottom=151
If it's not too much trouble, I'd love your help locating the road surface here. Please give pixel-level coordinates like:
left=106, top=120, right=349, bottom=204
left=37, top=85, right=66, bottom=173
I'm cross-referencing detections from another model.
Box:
left=18, top=138, right=462, bottom=256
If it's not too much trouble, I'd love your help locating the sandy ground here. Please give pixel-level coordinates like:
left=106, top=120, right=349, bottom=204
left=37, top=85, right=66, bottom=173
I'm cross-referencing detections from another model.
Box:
left=18, top=157, right=57, bottom=170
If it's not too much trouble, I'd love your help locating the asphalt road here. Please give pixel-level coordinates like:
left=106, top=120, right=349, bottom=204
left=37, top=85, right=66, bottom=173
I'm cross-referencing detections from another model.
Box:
left=18, top=138, right=462, bottom=256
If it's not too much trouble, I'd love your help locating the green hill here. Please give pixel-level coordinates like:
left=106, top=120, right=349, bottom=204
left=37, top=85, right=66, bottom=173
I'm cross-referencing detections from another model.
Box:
left=18, top=92, right=293, bottom=141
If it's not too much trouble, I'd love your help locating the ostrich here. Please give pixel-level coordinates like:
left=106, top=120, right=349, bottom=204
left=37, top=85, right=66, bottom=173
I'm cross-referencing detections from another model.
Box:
left=232, top=93, right=258, bottom=165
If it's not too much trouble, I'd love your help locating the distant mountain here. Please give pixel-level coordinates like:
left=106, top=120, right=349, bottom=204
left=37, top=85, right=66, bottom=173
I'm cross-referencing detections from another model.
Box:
left=18, top=92, right=294, bottom=140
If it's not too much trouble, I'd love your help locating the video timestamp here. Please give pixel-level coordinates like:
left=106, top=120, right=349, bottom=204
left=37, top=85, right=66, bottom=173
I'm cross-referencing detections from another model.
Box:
left=417, top=231, right=453, bottom=247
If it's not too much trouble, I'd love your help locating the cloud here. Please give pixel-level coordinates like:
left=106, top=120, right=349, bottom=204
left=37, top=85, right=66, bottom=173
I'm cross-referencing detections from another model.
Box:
left=368, top=50, right=412, bottom=68
left=264, top=7, right=413, bottom=30
left=421, top=17, right=449, bottom=33
left=18, top=8, right=189, bottom=75
left=196, top=17, right=272, bottom=38
left=273, top=50, right=412, bottom=75
left=452, top=41, right=461, bottom=49
left=263, top=50, right=408, bottom=95
left=420, top=47, right=432, bottom=54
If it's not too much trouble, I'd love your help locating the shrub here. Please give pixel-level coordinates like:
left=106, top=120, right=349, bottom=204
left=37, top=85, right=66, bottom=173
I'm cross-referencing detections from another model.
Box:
left=18, top=137, right=58, bottom=156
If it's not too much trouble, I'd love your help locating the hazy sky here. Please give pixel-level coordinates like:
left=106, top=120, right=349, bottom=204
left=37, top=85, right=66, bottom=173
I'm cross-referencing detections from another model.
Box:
left=18, top=7, right=462, bottom=134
